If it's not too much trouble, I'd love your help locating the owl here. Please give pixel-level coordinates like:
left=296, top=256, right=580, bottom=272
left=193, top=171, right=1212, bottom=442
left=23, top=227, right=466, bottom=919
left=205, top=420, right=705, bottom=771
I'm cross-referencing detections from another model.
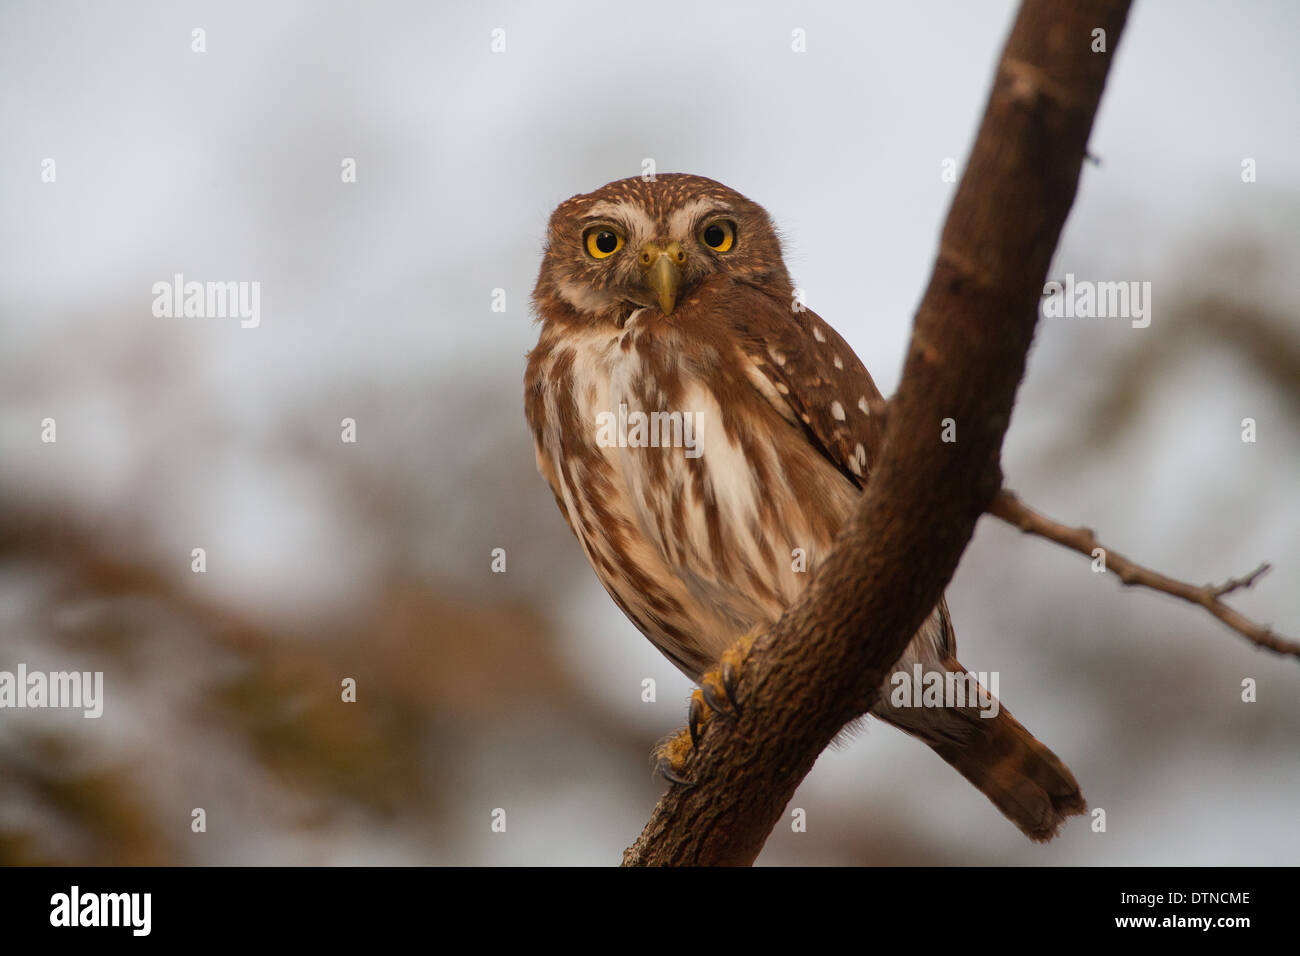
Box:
left=525, top=174, right=1084, bottom=842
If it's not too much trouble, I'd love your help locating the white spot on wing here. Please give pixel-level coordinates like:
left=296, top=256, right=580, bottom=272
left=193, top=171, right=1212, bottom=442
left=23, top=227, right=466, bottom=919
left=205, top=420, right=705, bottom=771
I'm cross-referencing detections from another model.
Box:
left=830, top=401, right=846, bottom=421
left=858, top=396, right=870, bottom=415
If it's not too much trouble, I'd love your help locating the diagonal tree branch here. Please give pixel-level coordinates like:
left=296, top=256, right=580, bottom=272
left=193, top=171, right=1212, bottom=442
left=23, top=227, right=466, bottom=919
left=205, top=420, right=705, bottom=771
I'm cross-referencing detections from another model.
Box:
left=623, top=0, right=1134, bottom=866
left=989, top=489, right=1300, bottom=658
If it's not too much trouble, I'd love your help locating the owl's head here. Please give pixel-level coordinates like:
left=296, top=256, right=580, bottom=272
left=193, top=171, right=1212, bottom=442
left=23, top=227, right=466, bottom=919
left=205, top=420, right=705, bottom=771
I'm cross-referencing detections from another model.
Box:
left=534, top=174, right=791, bottom=324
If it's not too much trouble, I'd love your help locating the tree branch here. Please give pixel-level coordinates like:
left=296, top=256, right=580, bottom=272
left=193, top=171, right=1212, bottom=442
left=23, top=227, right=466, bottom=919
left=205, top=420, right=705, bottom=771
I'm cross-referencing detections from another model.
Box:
left=622, top=0, right=1133, bottom=866
left=989, top=489, right=1300, bottom=658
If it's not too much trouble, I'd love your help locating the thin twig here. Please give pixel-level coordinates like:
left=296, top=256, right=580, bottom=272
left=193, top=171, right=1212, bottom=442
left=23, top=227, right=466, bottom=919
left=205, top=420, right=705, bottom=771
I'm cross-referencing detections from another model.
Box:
left=989, top=489, right=1298, bottom=658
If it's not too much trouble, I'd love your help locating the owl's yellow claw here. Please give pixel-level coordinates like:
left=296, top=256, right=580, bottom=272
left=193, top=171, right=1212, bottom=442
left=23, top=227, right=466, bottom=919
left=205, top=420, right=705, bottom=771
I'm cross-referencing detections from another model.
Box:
left=722, top=628, right=758, bottom=706
left=654, top=727, right=696, bottom=786
left=699, top=672, right=733, bottom=723
left=687, top=689, right=713, bottom=746
left=653, top=628, right=762, bottom=786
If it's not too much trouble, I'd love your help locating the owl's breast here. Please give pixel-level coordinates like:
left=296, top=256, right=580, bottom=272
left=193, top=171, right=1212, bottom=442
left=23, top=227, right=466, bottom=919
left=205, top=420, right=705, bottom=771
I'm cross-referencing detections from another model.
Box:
left=526, top=312, right=859, bottom=675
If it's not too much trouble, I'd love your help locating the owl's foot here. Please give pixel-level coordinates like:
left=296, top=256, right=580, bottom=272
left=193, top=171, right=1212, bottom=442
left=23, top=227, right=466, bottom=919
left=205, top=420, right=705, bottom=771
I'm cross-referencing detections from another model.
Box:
left=653, top=628, right=760, bottom=785
left=653, top=728, right=696, bottom=786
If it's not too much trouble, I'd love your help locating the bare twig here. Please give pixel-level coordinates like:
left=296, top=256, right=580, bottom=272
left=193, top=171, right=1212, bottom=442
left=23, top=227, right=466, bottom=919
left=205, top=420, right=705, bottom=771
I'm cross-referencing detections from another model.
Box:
left=989, top=489, right=1299, bottom=658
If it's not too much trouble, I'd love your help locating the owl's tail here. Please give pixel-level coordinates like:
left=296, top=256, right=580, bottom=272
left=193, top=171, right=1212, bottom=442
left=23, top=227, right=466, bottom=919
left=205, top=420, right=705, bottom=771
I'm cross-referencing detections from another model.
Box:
left=875, top=659, right=1085, bottom=842
left=929, top=705, right=1086, bottom=842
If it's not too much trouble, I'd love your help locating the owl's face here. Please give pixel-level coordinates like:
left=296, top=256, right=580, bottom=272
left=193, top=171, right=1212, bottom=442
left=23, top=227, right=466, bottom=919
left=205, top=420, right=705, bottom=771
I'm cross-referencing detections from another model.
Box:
left=534, top=174, right=792, bottom=324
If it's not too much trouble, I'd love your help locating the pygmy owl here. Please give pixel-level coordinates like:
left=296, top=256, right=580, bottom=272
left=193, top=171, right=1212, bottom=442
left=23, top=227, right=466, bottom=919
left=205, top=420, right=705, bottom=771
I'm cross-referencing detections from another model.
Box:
left=524, top=173, right=1084, bottom=842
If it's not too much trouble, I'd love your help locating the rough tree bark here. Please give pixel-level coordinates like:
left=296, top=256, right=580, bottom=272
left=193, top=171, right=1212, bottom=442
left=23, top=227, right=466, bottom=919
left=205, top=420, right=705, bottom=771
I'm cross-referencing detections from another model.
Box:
left=622, top=0, right=1134, bottom=867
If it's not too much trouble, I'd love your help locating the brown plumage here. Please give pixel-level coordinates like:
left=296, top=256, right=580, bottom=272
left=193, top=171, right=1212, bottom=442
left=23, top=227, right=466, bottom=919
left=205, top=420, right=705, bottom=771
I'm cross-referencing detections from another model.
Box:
left=525, top=173, right=1084, bottom=841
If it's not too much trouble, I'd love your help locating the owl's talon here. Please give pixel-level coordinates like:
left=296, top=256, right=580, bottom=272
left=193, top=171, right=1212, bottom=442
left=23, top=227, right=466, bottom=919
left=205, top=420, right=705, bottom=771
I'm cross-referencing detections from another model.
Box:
left=720, top=659, right=743, bottom=715
left=699, top=680, right=734, bottom=721
left=653, top=630, right=762, bottom=788
left=688, top=693, right=707, bottom=747
left=708, top=625, right=760, bottom=720
left=654, top=726, right=696, bottom=786
left=655, top=755, right=694, bottom=787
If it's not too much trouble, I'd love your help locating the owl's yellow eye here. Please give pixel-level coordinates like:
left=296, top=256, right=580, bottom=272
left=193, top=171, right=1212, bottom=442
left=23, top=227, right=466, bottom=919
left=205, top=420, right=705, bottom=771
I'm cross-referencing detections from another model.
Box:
left=584, top=227, right=624, bottom=259
left=700, top=219, right=735, bottom=253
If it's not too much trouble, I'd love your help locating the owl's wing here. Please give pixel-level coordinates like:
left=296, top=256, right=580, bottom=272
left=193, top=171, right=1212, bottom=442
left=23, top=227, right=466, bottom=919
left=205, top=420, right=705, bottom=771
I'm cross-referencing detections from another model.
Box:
left=713, top=278, right=956, bottom=654
left=719, top=280, right=886, bottom=491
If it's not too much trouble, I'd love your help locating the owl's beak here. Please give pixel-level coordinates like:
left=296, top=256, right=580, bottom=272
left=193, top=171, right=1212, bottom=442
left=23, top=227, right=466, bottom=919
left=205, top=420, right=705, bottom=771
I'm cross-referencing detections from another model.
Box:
left=639, top=241, right=685, bottom=315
